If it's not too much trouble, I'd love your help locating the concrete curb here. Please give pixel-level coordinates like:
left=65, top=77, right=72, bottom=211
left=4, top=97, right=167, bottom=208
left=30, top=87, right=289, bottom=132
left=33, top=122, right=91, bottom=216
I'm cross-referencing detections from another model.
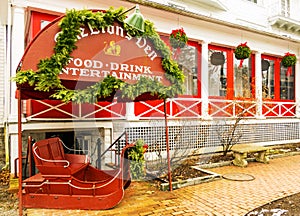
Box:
left=160, top=167, right=221, bottom=191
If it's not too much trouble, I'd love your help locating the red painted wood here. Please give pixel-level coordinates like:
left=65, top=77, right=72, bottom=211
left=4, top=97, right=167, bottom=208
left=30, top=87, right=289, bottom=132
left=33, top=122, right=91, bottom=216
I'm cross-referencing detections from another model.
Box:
left=23, top=138, right=137, bottom=210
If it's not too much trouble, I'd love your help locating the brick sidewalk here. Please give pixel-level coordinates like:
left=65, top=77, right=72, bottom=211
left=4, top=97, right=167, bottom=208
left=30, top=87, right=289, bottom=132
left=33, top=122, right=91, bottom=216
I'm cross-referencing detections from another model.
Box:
left=25, top=154, right=300, bottom=216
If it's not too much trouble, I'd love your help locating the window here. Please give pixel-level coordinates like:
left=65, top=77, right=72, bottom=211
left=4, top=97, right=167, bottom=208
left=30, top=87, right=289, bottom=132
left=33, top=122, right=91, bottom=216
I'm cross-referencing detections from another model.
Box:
left=27, top=11, right=60, bottom=44
left=174, top=43, right=200, bottom=96
left=209, top=45, right=255, bottom=99
left=261, top=58, right=275, bottom=99
left=40, top=20, right=51, bottom=29
left=261, top=55, right=295, bottom=101
left=234, top=57, right=255, bottom=98
left=280, top=62, right=295, bottom=100
left=208, top=48, right=228, bottom=97
left=161, top=36, right=201, bottom=96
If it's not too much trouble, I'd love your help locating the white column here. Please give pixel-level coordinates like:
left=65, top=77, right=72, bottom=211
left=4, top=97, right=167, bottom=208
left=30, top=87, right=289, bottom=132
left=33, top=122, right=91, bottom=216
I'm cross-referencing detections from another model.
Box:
left=125, top=102, right=138, bottom=120
left=295, top=55, right=300, bottom=118
left=9, top=5, right=25, bottom=173
left=254, top=51, right=265, bottom=119
left=9, top=133, right=18, bottom=174
left=201, top=40, right=211, bottom=120
left=9, top=5, right=25, bottom=122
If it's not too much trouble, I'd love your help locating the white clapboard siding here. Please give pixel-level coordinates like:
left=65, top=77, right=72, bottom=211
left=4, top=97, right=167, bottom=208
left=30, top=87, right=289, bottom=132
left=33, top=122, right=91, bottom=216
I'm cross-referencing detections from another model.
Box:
left=0, top=25, right=6, bottom=122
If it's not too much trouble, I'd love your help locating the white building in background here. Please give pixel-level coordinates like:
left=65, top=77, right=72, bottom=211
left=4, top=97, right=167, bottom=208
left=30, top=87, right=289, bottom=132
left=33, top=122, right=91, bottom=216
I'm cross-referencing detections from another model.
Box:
left=0, top=0, right=300, bottom=173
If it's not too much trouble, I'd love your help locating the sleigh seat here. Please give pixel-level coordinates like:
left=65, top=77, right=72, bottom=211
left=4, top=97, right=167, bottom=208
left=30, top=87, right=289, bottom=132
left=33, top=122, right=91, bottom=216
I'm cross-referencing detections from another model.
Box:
left=32, top=137, right=90, bottom=178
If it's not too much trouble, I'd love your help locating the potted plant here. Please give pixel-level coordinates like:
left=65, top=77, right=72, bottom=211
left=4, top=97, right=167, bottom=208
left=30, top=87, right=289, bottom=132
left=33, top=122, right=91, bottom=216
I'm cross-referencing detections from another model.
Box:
left=128, top=139, right=148, bottom=180
left=282, top=52, right=297, bottom=76
left=234, top=42, right=251, bottom=68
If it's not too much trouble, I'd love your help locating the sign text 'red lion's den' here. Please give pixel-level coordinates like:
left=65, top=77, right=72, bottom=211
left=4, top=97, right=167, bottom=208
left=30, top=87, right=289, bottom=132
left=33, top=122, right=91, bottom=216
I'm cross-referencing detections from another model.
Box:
left=56, top=24, right=166, bottom=83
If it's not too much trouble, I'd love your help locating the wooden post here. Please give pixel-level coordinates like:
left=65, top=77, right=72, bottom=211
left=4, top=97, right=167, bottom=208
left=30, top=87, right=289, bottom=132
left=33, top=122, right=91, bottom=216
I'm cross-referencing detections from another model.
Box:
left=164, top=99, right=172, bottom=191
left=18, top=90, right=23, bottom=216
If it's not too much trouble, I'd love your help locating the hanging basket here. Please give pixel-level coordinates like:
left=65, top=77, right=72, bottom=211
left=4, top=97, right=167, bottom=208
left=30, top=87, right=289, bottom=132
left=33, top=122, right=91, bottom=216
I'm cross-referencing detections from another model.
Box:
left=282, top=52, right=296, bottom=76
left=169, top=27, right=188, bottom=49
left=234, top=42, right=251, bottom=68
left=211, top=52, right=225, bottom=66
left=282, top=52, right=297, bottom=67
left=234, top=42, right=251, bottom=60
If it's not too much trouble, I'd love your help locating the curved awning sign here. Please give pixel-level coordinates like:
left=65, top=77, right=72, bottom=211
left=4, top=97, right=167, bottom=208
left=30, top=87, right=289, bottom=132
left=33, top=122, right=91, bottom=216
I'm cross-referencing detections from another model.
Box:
left=15, top=8, right=184, bottom=102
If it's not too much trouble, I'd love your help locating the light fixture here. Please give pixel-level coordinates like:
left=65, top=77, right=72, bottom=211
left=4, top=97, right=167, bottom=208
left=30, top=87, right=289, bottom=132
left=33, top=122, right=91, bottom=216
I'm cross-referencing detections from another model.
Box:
left=124, top=4, right=145, bottom=32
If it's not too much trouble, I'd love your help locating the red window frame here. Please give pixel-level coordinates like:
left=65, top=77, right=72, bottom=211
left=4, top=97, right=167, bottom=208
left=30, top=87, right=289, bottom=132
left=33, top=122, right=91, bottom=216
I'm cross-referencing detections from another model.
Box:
left=208, top=44, right=255, bottom=100
left=261, top=54, right=295, bottom=102
left=26, top=9, right=61, bottom=45
left=208, top=45, right=234, bottom=100
left=160, top=35, right=202, bottom=98
left=134, top=36, right=202, bottom=118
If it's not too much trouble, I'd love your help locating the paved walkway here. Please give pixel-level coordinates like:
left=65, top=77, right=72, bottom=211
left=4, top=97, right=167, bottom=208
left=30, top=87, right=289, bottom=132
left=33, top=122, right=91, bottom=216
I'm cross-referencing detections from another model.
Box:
left=25, top=154, right=300, bottom=216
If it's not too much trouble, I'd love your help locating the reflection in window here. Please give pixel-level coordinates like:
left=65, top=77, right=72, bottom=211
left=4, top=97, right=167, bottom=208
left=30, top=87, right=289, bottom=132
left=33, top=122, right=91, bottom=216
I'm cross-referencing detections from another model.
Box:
left=208, top=50, right=227, bottom=96
left=234, top=58, right=253, bottom=98
left=261, top=59, right=274, bottom=99
left=280, top=65, right=294, bottom=100
left=174, top=45, right=198, bottom=95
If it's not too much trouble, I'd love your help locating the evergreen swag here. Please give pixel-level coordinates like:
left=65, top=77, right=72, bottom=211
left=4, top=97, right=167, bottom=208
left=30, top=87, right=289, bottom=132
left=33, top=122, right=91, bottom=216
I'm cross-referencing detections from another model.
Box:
left=13, top=7, right=185, bottom=103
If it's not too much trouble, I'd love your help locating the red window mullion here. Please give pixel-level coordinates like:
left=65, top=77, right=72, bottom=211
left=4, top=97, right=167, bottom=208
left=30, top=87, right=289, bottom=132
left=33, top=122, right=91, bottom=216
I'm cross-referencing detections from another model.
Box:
left=226, top=49, right=234, bottom=99
left=274, top=58, right=281, bottom=100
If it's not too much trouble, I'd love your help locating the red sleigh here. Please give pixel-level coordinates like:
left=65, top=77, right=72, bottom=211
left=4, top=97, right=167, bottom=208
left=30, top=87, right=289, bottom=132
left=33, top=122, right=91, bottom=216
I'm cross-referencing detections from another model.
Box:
left=22, top=137, right=134, bottom=210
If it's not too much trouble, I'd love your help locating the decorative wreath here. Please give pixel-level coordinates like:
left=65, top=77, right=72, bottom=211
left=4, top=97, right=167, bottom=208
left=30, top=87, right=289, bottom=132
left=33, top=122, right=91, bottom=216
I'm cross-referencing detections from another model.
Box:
left=234, top=42, right=251, bottom=60
left=13, top=7, right=185, bottom=104
left=169, top=27, right=188, bottom=49
left=282, top=52, right=297, bottom=67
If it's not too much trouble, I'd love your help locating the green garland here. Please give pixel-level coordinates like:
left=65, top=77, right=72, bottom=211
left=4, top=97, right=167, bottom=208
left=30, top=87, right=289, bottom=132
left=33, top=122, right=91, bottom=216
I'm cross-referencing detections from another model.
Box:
left=13, top=7, right=185, bottom=103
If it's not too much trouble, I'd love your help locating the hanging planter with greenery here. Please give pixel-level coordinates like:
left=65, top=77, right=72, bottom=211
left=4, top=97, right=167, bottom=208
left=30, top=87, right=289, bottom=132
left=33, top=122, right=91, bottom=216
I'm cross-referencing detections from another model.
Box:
left=234, top=42, right=251, bottom=68
left=13, top=7, right=185, bottom=104
left=169, top=27, right=188, bottom=59
left=169, top=27, right=188, bottom=49
left=282, top=52, right=296, bottom=76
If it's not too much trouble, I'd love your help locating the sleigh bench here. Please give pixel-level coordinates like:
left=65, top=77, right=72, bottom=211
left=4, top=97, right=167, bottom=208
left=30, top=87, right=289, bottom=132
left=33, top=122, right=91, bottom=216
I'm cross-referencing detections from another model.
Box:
left=231, top=144, right=270, bottom=167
